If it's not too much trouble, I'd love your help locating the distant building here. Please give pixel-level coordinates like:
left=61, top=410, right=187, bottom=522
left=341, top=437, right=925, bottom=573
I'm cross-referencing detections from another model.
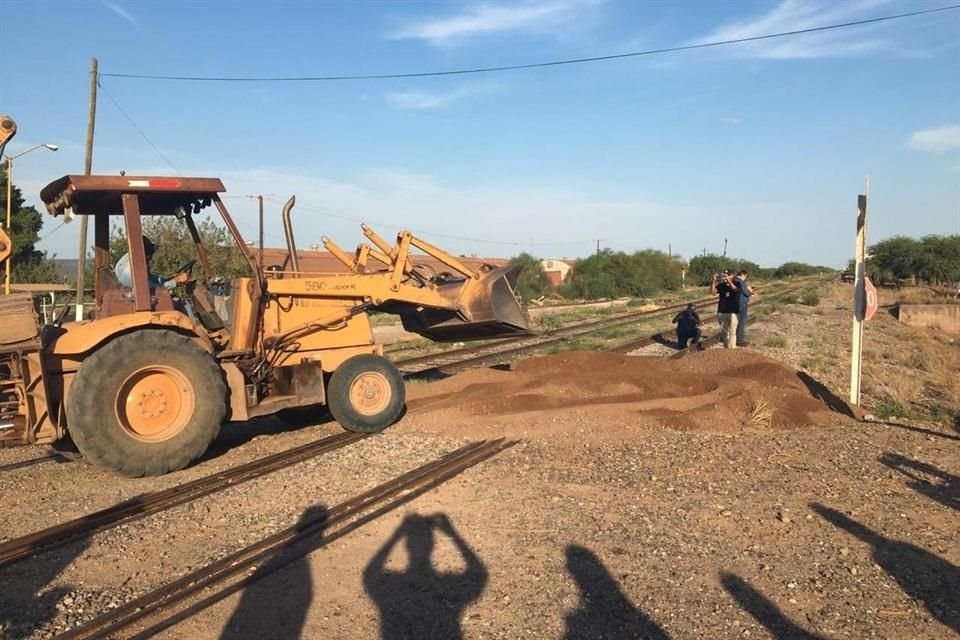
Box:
left=540, top=258, right=576, bottom=287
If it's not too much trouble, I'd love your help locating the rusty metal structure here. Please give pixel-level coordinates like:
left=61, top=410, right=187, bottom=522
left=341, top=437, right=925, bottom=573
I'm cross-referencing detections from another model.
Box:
left=0, top=175, right=528, bottom=475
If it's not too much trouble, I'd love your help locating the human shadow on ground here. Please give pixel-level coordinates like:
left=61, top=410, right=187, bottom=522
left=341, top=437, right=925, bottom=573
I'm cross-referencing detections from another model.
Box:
left=879, top=452, right=959, bottom=512
left=720, top=573, right=827, bottom=640
left=563, top=545, right=670, bottom=640
left=217, top=505, right=327, bottom=640
left=364, top=513, right=487, bottom=640
left=0, top=536, right=90, bottom=638
left=795, top=372, right=857, bottom=419
left=812, top=503, right=959, bottom=633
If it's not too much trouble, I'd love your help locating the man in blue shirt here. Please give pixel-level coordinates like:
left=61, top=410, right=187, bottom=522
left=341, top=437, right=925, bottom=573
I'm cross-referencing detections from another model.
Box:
left=734, top=270, right=754, bottom=346
left=672, top=303, right=702, bottom=349
left=115, top=236, right=189, bottom=290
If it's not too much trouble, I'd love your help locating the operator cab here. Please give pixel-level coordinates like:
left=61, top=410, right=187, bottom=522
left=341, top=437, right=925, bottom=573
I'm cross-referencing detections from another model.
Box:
left=39, top=175, right=257, bottom=343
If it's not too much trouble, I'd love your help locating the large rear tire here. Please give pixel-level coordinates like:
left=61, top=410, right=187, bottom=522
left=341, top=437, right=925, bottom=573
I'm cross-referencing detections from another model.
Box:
left=66, top=330, right=225, bottom=477
left=327, top=354, right=405, bottom=434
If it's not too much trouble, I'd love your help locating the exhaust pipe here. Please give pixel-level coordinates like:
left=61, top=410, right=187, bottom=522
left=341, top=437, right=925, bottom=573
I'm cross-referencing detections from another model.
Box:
left=281, top=196, right=299, bottom=275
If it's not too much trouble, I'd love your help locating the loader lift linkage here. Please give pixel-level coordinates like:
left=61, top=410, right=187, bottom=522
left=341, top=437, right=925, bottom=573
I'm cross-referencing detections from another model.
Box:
left=0, top=174, right=529, bottom=476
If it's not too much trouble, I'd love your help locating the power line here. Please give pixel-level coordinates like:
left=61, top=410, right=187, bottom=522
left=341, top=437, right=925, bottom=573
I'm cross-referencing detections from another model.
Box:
left=98, top=4, right=959, bottom=82
left=38, top=221, right=66, bottom=242
left=263, top=196, right=521, bottom=246
left=98, top=81, right=182, bottom=175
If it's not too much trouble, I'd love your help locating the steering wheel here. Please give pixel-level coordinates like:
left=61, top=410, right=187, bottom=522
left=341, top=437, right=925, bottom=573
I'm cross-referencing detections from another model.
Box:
left=176, top=259, right=197, bottom=276
left=166, top=258, right=197, bottom=286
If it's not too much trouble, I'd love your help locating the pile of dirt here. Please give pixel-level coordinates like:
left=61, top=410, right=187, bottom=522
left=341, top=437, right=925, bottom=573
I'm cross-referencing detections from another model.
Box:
left=404, top=350, right=860, bottom=441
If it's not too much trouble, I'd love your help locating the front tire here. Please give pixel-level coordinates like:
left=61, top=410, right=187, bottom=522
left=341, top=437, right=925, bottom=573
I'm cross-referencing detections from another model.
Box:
left=327, top=354, right=405, bottom=434
left=66, top=330, right=225, bottom=477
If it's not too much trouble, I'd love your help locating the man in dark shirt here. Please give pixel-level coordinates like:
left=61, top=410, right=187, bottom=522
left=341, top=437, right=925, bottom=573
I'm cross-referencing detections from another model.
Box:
left=710, top=270, right=741, bottom=348
left=672, top=303, right=702, bottom=349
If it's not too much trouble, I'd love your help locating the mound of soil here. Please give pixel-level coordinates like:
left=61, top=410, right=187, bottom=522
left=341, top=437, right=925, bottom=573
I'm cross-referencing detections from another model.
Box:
left=403, top=350, right=860, bottom=442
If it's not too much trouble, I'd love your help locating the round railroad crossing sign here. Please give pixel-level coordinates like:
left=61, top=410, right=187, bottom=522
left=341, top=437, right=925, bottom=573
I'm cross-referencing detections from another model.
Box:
left=864, top=277, right=878, bottom=321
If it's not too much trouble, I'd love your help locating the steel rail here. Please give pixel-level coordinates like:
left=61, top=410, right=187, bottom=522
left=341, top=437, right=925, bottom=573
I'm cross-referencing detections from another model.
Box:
left=0, top=431, right=366, bottom=569
left=59, top=438, right=516, bottom=640
left=0, top=452, right=67, bottom=473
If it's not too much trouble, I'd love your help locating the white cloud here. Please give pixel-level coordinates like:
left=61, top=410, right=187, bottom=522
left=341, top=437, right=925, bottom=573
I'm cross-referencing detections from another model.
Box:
left=102, top=1, right=139, bottom=28
left=720, top=117, right=741, bottom=126
left=386, top=84, right=496, bottom=109
left=908, top=124, right=960, bottom=154
left=391, top=0, right=603, bottom=46
left=691, top=0, right=897, bottom=60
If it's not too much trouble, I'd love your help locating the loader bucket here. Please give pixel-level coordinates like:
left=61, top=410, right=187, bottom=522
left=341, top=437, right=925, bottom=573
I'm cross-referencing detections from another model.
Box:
left=399, top=264, right=532, bottom=342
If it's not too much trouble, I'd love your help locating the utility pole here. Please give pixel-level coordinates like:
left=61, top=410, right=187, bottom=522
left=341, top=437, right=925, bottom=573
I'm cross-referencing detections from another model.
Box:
left=722, top=238, right=728, bottom=258
left=75, top=57, right=98, bottom=321
left=668, top=243, right=672, bottom=258
left=258, top=195, right=264, bottom=269
left=594, top=239, right=604, bottom=258
left=849, top=177, right=869, bottom=405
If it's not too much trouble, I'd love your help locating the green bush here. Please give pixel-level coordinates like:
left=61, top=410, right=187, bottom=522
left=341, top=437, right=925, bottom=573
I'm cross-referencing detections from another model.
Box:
left=799, top=291, right=820, bottom=307
left=764, top=336, right=787, bottom=348
left=508, top=253, right=552, bottom=301
left=563, top=249, right=684, bottom=300
left=873, top=396, right=909, bottom=420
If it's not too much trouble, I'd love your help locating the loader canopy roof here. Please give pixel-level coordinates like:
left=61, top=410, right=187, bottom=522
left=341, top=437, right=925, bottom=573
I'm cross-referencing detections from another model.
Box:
left=40, top=175, right=226, bottom=217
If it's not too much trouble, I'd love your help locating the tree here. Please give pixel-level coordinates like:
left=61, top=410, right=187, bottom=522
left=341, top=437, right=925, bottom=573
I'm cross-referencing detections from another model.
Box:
left=0, top=164, right=61, bottom=284
left=686, top=254, right=767, bottom=286
left=773, top=262, right=835, bottom=278
left=508, top=252, right=552, bottom=301
left=867, top=235, right=960, bottom=285
left=109, top=214, right=251, bottom=281
left=562, top=248, right=684, bottom=299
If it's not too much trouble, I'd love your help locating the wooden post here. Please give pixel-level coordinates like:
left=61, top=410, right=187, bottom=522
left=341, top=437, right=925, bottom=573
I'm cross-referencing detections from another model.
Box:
left=75, top=57, right=98, bottom=321
left=849, top=182, right=868, bottom=405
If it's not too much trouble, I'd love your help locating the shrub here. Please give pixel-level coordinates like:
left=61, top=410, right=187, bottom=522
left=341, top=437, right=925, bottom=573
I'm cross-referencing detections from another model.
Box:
left=873, top=396, right=909, bottom=420
left=799, top=291, right=820, bottom=307
left=764, top=336, right=787, bottom=348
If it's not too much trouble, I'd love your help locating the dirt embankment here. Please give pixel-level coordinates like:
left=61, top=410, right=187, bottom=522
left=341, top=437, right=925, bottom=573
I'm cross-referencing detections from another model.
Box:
left=404, top=350, right=860, bottom=441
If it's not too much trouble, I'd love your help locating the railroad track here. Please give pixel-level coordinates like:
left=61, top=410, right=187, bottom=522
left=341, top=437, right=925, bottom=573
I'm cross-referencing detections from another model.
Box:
left=398, top=279, right=816, bottom=374
left=58, top=438, right=516, bottom=640
left=396, top=295, right=717, bottom=376
left=0, top=431, right=366, bottom=570
left=0, top=452, right=68, bottom=473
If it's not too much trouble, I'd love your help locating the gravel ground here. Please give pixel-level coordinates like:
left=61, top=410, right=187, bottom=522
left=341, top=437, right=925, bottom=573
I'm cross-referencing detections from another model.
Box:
left=0, top=284, right=956, bottom=640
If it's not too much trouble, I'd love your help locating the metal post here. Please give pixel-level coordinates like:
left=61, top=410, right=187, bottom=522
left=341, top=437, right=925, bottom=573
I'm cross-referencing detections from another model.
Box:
left=75, top=57, right=98, bottom=320
left=258, top=195, right=264, bottom=269
left=849, top=180, right=868, bottom=405
left=4, top=155, right=12, bottom=295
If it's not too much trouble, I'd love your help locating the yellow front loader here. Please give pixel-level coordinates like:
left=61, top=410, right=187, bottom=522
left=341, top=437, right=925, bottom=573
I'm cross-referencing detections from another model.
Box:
left=0, top=174, right=529, bottom=476
left=0, top=115, right=18, bottom=268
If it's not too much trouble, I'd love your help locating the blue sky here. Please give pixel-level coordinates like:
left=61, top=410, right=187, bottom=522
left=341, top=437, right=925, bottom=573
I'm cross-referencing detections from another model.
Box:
left=4, top=0, right=959, bottom=267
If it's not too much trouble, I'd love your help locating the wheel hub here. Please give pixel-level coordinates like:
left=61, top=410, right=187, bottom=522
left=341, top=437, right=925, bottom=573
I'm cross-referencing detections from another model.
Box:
left=348, top=372, right=391, bottom=416
left=116, top=365, right=195, bottom=442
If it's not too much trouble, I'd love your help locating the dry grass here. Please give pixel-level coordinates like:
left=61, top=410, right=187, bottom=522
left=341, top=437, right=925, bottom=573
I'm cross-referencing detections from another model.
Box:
left=746, top=398, right=774, bottom=430
left=764, top=335, right=787, bottom=348
left=896, top=287, right=960, bottom=305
